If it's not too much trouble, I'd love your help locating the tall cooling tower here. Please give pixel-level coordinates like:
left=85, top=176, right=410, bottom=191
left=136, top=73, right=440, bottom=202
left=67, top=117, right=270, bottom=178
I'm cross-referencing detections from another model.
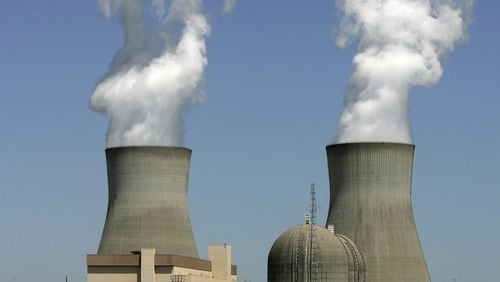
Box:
left=326, top=143, right=430, bottom=281
left=97, top=146, right=199, bottom=257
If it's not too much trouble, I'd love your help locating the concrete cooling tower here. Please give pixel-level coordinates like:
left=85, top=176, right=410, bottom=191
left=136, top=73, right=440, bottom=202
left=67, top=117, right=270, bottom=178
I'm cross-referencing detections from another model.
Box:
left=97, top=146, right=198, bottom=257
left=326, top=143, right=430, bottom=282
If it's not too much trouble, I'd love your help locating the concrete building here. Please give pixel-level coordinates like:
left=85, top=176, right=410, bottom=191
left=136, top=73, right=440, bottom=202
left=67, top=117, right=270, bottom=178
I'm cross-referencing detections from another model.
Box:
left=268, top=221, right=366, bottom=282
left=87, top=245, right=238, bottom=282
left=326, top=143, right=430, bottom=281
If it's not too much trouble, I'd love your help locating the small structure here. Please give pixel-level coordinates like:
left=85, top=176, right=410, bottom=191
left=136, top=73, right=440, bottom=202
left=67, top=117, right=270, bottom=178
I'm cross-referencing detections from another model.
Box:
left=87, top=245, right=237, bottom=282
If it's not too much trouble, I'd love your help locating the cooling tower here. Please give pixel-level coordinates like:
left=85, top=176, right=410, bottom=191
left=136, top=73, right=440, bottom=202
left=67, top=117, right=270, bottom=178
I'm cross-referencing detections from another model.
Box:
left=326, top=143, right=430, bottom=282
left=97, top=146, right=199, bottom=257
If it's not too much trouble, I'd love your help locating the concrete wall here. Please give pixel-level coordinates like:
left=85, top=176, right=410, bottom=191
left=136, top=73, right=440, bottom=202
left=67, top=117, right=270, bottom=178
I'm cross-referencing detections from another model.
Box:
left=88, top=267, right=139, bottom=282
left=156, top=266, right=235, bottom=282
left=141, top=249, right=156, bottom=282
left=87, top=247, right=237, bottom=282
left=208, top=245, right=231, bottom=280
left=98, top=147, right=198, bottom=257
left=326, top=143, right=430, bottom=282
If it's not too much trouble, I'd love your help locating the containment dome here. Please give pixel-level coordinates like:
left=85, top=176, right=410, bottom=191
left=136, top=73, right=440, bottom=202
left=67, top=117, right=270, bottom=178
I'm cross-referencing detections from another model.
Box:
left=268, top=223, right=365, bottom=282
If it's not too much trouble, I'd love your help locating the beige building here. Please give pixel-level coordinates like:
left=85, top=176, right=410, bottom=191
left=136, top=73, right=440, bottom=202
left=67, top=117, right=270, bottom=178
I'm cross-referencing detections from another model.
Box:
left=87, top=245, right=237, bottom=282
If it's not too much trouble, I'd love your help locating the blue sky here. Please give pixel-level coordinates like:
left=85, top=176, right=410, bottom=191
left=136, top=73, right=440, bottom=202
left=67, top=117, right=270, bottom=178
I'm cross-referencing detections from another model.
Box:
left=0, top=1, right=499, bottom=281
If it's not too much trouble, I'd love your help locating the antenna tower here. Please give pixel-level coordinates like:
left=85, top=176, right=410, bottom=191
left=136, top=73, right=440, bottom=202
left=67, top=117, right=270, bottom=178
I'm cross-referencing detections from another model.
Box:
left=307, top=183, right=318, bottom=282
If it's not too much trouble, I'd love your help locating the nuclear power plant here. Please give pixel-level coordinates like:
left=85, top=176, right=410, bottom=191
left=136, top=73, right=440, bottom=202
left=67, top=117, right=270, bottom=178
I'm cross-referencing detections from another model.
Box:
left=87, top=146, right=238, bottom=282
left=86, top=143, right=430, bottom=282
left=268, top=142, right=430, bottom=282
left=81, top=0, right=474, bottom=279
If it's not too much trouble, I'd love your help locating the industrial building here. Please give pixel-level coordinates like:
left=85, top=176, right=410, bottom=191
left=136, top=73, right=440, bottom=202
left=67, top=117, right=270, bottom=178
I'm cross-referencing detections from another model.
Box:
left=87, top=246, right=237, bottom=282
left=87, top=146, right=238, bottom=282
left=268, top=142, right=430, bottom=281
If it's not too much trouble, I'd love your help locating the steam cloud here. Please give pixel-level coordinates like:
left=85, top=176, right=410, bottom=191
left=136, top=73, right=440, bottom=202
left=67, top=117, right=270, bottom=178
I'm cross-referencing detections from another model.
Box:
left=222, top=0, right=238, bottom=14
left=91, top=0, right=210, bottom=148
left=333, top=0, right=472, bottom=144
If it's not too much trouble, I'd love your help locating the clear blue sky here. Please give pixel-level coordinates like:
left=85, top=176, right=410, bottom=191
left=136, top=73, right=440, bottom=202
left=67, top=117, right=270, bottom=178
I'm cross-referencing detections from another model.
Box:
left=0, top=1, right=499, bottom=281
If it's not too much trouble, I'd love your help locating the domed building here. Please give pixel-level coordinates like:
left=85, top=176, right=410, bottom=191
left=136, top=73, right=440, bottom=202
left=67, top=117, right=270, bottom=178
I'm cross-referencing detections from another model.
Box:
left=268, top=221, right=365, bottom=282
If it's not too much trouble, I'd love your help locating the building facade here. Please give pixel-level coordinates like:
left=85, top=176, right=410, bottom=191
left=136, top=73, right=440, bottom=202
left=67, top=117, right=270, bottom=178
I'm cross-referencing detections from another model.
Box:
left=88, top=246, right=237, bottom=282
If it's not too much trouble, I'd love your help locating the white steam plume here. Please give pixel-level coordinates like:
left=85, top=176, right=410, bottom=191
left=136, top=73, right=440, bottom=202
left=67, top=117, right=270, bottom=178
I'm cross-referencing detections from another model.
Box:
left=333, top=0, right=472, bottom=144
left=91, top=0, right=210, bottom=148
left=222, top=0, right=238, bottom=14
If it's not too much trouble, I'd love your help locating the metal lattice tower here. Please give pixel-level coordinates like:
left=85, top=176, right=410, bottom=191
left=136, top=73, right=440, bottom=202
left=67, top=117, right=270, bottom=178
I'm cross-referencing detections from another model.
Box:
left=307, top=183, right=318, bottom=282
left=310, top=183, right=317, bottom=226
